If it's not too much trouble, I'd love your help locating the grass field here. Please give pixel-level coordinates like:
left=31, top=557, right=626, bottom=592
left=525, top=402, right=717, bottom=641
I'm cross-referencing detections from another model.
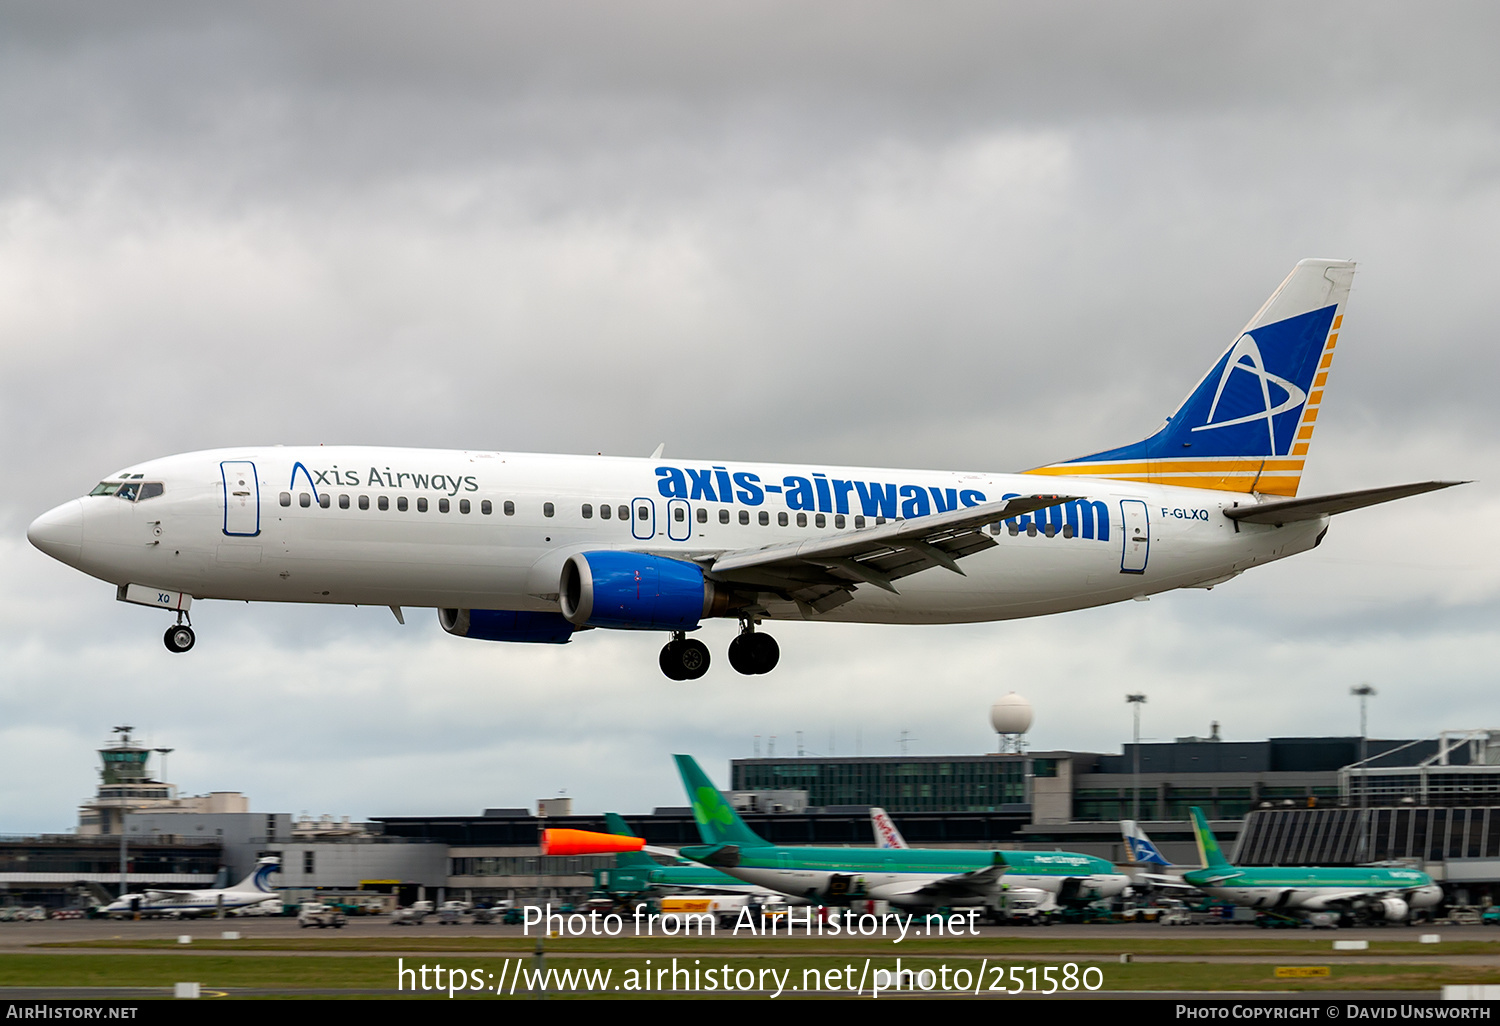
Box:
left=3, top=952, right=1499, bottom=995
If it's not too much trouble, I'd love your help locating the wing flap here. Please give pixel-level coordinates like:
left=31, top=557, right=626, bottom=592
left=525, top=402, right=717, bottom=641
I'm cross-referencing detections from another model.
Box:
left=707, top=494, right=1078, bottom=602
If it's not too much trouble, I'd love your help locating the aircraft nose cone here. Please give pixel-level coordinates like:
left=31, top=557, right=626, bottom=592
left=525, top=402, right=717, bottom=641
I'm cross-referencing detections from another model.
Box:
left=28, top=499, right=84, bottom=564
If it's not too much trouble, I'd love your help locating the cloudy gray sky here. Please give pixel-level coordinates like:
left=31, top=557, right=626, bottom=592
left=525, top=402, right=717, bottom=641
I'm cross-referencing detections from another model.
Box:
left=3, top=2, right=1497, bottom=832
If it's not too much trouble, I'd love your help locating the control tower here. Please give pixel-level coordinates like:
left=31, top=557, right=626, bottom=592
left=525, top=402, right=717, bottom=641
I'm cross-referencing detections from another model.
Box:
left=77, top=726, right=174, bottom=834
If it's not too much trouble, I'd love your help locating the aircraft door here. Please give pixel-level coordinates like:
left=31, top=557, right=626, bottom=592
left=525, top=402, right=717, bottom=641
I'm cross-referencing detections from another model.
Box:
left=630, top=497, right=656, bottom=541
left=1119, top=499, right=1148, bottom=573
left=221, top=461, right=261, bottom=537
left=666, top=498, right=691, bottom=541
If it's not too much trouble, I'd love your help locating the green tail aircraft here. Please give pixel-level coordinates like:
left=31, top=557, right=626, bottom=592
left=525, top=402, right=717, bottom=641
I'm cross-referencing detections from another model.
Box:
left=673, top=754, right=1129, bottom=910
left=592, top=812, right=777, bottom=898
left=1176, top=807, right=1441, bottom=924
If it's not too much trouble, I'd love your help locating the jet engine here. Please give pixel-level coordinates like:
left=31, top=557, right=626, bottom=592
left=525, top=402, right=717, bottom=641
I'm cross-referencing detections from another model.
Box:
left=438, top=608, right=576, bottom=644
left=560, top=551, right=731, bottom=630
left=1373, top=897, right=1409, bottom=922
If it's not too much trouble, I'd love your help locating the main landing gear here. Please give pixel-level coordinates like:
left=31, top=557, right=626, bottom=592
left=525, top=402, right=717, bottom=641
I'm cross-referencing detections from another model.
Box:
left=658, top=622, right=780, bottom=680
left=163, top=613, right=195, bottom=654
left=660, top=632, right=711, bottom=681
left=728, top=623, right=779, bottom=676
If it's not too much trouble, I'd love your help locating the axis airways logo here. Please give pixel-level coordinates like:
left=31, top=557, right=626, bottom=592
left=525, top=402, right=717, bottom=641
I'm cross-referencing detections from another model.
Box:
left=1191, top=333, right=1307, bottom=456
left=654, top=466, right=987, bottom=519
left=289, top=462, right=478, bottom=497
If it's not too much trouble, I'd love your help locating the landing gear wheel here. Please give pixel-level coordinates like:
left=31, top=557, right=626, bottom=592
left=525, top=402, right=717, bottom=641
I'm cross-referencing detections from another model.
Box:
left=729, top=631, right=779, bottom=675
left=163, top=624, right=196, bottom=653
left=659, top=638, right=710, bottom=680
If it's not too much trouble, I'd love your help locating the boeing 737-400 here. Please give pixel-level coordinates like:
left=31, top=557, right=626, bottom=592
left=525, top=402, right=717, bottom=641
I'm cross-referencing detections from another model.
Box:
left=27, top=259, right=1460, bottom=677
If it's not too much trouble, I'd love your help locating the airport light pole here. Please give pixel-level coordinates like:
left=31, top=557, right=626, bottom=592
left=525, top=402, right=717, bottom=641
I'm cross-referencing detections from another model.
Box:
left=1351, top=684, right=1377, bottom=861
left=1127, top=694, right=1147, bottom=822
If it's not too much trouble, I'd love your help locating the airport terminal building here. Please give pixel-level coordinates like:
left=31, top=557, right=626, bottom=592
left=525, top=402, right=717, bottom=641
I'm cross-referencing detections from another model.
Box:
left=11, top=728, right=1500, bottom=908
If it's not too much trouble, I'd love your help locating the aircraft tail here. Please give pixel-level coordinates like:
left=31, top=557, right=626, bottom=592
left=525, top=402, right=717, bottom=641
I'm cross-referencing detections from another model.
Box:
left=870, top=808, right=909, bottom=849
left=673, top=755, right=770, bottom=848
left=1189, top=807, right=1233, bottom=870
left=1121, top=820, right=1171, bottom=867
left=604, top=812, right=660, bottom=868
left=1028, top=259, right=1355, bottom=497
left=233, top=856, right=280, bottom=893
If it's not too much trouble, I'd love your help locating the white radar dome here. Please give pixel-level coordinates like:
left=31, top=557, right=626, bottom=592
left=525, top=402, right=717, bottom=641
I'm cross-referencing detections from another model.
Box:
left=990, top=693, right=1034, bottom=735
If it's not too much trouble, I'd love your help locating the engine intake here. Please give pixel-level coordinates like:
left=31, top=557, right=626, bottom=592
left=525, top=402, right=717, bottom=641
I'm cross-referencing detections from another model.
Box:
left=560, top=551, right=726, bottom=630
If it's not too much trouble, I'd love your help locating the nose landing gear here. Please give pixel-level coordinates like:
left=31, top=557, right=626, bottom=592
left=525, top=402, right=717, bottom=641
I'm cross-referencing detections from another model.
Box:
left=163, top=613, right=195, bottom=653
left=660, top=632, right=710, bottom=681
left=728, top=623, right=779, bottom=675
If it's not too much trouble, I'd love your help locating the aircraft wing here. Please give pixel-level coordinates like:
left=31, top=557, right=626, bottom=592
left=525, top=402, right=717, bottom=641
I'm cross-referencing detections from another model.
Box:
left=703, top=494, right=1079, bottom=615
left=873, top=865, right=1008, bottom=903
left=1223, top=481, right=1466, bottom=526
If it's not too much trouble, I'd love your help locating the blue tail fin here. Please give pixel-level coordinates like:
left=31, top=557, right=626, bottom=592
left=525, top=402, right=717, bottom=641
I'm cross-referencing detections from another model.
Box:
left=1121, top=820, right=1171, bottom=867
left=1029, top=259, right=1354, bottom=497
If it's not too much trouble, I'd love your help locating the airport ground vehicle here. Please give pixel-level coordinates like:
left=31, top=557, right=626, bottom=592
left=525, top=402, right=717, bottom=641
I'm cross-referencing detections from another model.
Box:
left=27, top=261, right=1461, bottom=679
left=297, top=902, right=346, bottom=929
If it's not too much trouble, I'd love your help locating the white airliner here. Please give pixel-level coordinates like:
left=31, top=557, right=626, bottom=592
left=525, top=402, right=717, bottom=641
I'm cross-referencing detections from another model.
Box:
left=28, top=259, right=1459, bottom=678
left=102, top=856, right=280, bottom=918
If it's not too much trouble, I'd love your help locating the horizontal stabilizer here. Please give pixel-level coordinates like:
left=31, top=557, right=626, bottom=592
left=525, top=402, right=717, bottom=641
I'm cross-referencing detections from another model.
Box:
left=1224, top=481, right=1467, bottom=525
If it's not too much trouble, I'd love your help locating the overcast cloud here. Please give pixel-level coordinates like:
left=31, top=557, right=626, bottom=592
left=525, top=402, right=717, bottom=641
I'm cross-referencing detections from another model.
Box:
left=2, top=3, right=1497, bottom=832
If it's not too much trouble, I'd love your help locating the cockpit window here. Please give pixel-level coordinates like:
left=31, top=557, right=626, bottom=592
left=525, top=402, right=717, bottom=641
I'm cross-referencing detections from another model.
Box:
left=93, top=481, right=164, bottom=502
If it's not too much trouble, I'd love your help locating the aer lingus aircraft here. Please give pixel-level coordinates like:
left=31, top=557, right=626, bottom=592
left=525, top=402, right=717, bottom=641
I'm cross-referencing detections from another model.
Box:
left=1126, top=812, right=1441, bottom=925
left=672, top=755, right=1128, bottom=911
left=589, top=813, right=780, bottom=900
left=101, top=856, right=280, bottom=918
left=27, top=259, right=1460, bottom=678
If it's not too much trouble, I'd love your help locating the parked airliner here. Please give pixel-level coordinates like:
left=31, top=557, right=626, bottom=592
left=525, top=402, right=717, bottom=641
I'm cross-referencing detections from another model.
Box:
left=28, top=259, right=1459, bottom=677
left=102, top=857, right=280, bottom=918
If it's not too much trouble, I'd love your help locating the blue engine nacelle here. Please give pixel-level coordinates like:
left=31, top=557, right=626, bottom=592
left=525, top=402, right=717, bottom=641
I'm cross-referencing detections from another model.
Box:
left=438, top=608, right=577, bottom=644
left=560, top=551, right=723, bottom=630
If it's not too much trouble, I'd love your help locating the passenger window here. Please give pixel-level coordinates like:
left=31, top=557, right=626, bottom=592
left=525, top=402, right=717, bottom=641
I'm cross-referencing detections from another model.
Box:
left=481, top=499, right=491, bottom=515
left=279, top=492, right=291, bottom=507
left=618, top=505, right=628, bottom=521
left=582, top=504, right=593, bottom=519
left=138, top=483, right=164, bottom=501
left=778, top=511, right=788, bottom=526
left=544, top=502, right=555, bottom=518
left=299, top=493, right=311, bottom=508
left=1062, top=524, right=1075, bottom=538
left=739, top=510, right=749, bottom=525
left=697, top=508, right=708, bottom=524
left=460, top=499, right=470, bottom=514
left=504, top=501, right=515, bottom=516
left=397, top=496, right=408, bottom=512
left=876, top=516, right=886, bottom=525
left=674, top=507, right=685, bottom=522
left=855, top=516, right=865, bottom=529
left=795, top=512, right=807, bottom=527
left=378, top=496, right=389, bottom=511
left=1026, top=523, right=1037, bottom=537
left=440, top=498, right=450, bottom=513
left=637, top=505, right=648, bottom=521
left=418, top=497, right=428, bottom=513
left=358, top=495, right=369, bottom=510
left=339, top=494, right=350, bottom=509
left=1044, top=523, right=1055, bottom=538
left=834, top=514, right=844, bottom=529
left=600, top=504, right=611, bottom=520
left=320, top=494, right=331, bottom=509
left=1008, top=523, right=1019, bottom=536
left=759, top=511, right=769, bottom=526
left=815, top=513, right=826, bottom=528
left=719, top=509, right=730, bottom=524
